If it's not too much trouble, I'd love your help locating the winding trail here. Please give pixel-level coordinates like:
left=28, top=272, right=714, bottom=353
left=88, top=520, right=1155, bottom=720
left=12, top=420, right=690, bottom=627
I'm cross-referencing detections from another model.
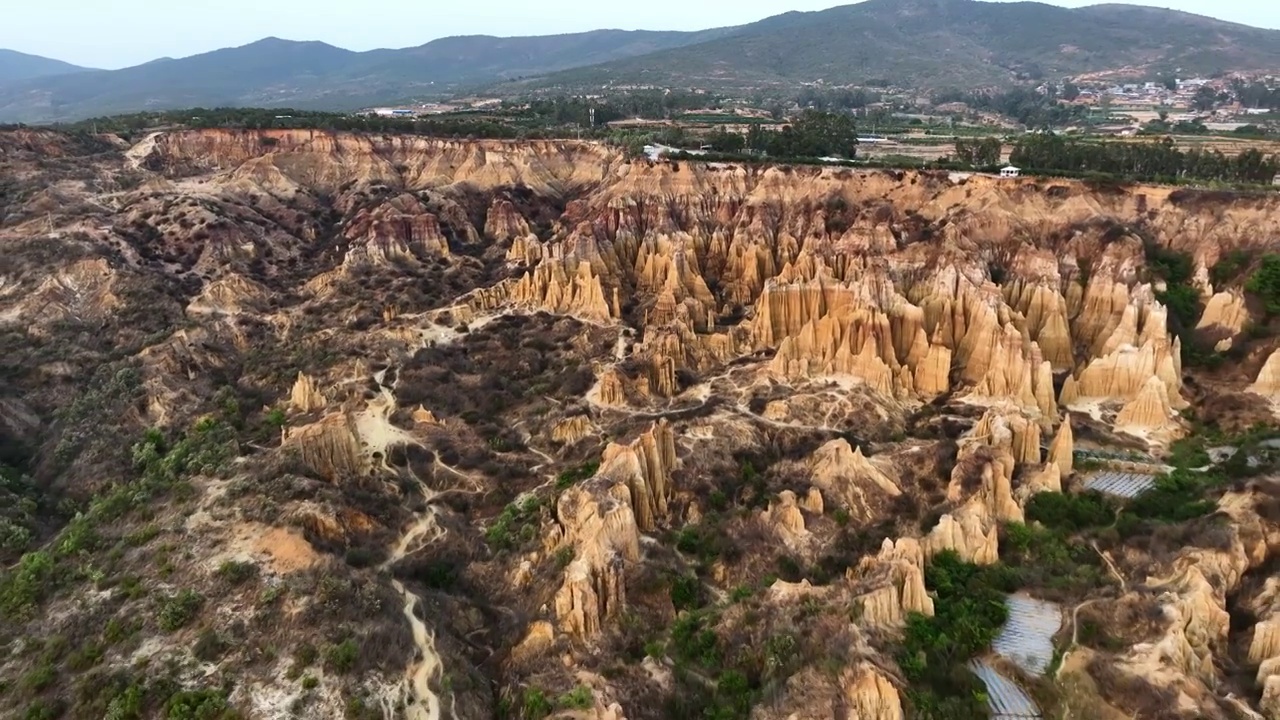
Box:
left=363, top=365, right=449, bottom=720
left=583, top=356, right=860, bottom=440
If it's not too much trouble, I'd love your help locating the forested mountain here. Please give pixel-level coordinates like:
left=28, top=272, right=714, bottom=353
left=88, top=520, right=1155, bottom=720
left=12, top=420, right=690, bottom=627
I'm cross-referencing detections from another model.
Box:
left=0, top=29, right=731, bottom=123
left=512, top=0, right=1280, bottom=93
left=3, top=0, right=1280, bottom=122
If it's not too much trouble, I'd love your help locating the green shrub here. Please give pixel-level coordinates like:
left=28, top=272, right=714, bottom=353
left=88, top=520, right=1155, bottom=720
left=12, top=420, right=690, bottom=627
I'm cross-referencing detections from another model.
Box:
left=553, top=547, right=575, bottom=570
left=343, top=547, right=377, bottom=569
left=1167, top=435, right=1213, bottom=469
left=1077, top=618, right=1126, bottom=651
left=708, top=670, right=755, bottom=720
left=158, top=590, right=204, bottom=632
left=557, top=686, right=593, bottom=710
left=1024, top=491, right=1114, bottom=532
left=485, top=497, right=543, bottom=552
left=1248, top=254, right=1280, bottom=316
left=125, top=524, right=161, bottom=547
left=216, top=561, right=258, bottom=586
left=419, top=560, right=460, bottom=590
left=764, top=634, right=797, bottom=676
left=66, top=641, right=104, bottom=671
left=324, top=639, right=359, bottom=674
left=669, top=575, right=703, bottom=611
left=23, top=701, right=62, bottom=720
left=118, top=575, right=145, bottom=600
left=675, top=527, right=701, bottom=555
left=708, top=490, right=728, bottom=511
left=288, top=643, right=317, bottom=679
left=1212, top=249, right=1251, bottom=286
left=670, top=612, right=721, bottom=668
left=1146, top=244, right=1194, bottom=285
left=555, top=462, right=599, bottom=490
left=193, top=629, right=226, bottom=662
left=1156, top=284, right=1200, bottom=329
left=1123, top=469, right=1219, bottom=526
left=0, top=551, right=56, bottom=619
left=56, top=517, right=99, bottom=557
left=775, top=555, right=803, bottom=582
left=522, top=689, right=552, bottom=719
left=0, top=519, right=32, bottom=556
left=103, top=618, right=136, bottom=646
left=165, top=689, right=229, bottom=720
left=20, top=661, right=56, bottom=693
left=104, top=684, right=144, bottom=720
left=673, top=518, right=733, bottom=564
left=343, top=694, right=381, bottom=720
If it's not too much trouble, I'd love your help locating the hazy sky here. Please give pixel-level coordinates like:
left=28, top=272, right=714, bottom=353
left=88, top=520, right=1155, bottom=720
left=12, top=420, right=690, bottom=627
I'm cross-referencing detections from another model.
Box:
left=4, top=0, right=1279, bottom=70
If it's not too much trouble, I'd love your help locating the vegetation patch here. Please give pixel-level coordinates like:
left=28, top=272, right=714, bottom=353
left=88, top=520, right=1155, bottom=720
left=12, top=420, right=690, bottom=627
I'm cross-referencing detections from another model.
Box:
left=1001, top=521, right=1108, bottom=597
left=0, top=464, right=45, bottom=563
left=216, top=560, right=258, bottom=586
left=899, top=552, right=1018, bottom=719
left=1025, top=491, right=1115, bottom=532
left=555, top=462, right=599, bottom=490
left=1141, top=243, right=1227, bottom=368
left=158, top=589, right=205, bottom=632
left=485, top=496, right=544, bottom=552
left=1247, top=254, right=1280, bottom=317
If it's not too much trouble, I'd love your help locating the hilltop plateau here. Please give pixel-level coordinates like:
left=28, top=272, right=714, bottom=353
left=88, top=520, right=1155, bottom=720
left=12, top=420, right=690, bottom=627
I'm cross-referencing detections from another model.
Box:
left=4, top=127, right=1280, bottom=719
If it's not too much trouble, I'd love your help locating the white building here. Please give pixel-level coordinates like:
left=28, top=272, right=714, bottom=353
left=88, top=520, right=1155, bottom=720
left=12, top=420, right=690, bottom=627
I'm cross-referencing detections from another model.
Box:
left=1000, top=166, right=1021, bottom=179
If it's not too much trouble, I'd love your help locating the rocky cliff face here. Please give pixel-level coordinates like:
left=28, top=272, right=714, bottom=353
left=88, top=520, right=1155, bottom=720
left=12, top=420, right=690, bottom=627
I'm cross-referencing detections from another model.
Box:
left=550, top=422, right=676, bottom=640
left=141, top=130, right=620, bottom=196
left=5, top=129, right=1280, bottom=720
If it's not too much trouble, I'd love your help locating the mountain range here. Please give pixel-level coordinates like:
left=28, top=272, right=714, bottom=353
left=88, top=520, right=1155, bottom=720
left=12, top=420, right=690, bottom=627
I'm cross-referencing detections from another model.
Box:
left=0, top=49, right=90, bottom=84
left=3, top=0, right=1280, bottom=124
left=521, top=0, right=1280, bottom=92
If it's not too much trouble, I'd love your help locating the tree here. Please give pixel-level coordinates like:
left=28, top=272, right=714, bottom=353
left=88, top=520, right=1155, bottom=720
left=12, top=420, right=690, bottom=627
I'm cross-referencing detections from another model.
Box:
left=1099, top=93, right=1114, bottom=116
left=954, top=137, right=1002, bottom=168
left=1192, top=85, right=1220, bottom=112
left=746, top=110, right=859, bottom=159
left=1247, top=254, right=1280, bottom=317
left=705, top=129, right=745, bottom=153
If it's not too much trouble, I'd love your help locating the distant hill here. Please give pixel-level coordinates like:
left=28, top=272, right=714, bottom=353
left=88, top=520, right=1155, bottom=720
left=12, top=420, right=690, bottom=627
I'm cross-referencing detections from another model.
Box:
left=0, top=49, right=89, bottom=85
left=504, top=0, right=1280, bottom=92
left=0, top=29, right=733, bottom=123
left=3, top=0, right=1280, bottom=123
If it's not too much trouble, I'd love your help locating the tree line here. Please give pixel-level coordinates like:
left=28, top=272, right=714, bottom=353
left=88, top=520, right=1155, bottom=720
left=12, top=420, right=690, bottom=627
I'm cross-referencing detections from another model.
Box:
left=932, top=87, right=1088, bottom=129
left=1231, top=80, right=1280, bottom=110
left=700, top=111, right=859, bottom=159
left=520, top=91, right=713, bottom=125
left=56, top=107, right=593, bottom=142
left=1010, top=134, right=1280, bottom=185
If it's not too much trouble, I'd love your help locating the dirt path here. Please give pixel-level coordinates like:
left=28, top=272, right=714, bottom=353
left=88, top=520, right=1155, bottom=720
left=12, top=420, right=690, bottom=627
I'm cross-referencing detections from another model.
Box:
left=362, top=366, right=448, bottom=720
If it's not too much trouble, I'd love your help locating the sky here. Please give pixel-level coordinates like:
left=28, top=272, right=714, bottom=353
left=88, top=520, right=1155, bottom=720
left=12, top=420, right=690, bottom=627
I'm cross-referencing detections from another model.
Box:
left=3, top=0, right=1279, bottom=70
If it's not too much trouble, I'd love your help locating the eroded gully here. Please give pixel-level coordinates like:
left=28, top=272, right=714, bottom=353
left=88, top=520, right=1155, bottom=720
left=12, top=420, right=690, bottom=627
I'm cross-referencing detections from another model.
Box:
left=365, top=367, right=451, bottom=720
